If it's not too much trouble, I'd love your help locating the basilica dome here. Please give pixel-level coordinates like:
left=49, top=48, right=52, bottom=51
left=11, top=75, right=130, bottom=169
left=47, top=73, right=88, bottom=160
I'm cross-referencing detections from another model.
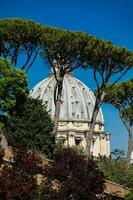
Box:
left=30, top=74, right=104, bottom=124
left=30, top=73, right=110, bottom=157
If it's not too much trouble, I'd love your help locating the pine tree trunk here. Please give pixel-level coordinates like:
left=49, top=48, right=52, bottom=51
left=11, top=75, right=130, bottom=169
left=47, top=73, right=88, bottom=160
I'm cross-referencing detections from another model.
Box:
left=127, top=132, right=133, bottom=163
left=53, top=77, right=64, bottom=138
left=121, top=117, right=133, bottom=163
left=85, top=98, right=101, bottom=155
left=85, top=90, right=106, bottom=155
left=85, top=108, right=100, bottom=155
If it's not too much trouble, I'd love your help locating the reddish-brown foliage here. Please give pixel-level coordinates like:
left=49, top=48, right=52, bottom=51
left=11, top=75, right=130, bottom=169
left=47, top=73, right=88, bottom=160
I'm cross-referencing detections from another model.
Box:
left=43, top=148, right=105, bottom=200
left=0, top=148, right=41, bottom=200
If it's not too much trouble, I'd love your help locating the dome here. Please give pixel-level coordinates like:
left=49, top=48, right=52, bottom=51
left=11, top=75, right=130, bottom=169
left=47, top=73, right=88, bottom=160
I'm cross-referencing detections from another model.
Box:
left=29, top=74, right=110, bottom=157
left=30, top=74, right=104, bottom=124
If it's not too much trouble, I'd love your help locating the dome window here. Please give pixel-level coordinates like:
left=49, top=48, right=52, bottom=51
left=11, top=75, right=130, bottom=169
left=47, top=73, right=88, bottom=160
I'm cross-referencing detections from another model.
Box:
left=72, top=112, right=75, bottom=117
left=75, top=137, right=82, bottom=146
left=81, top=111, right=84, bottom=118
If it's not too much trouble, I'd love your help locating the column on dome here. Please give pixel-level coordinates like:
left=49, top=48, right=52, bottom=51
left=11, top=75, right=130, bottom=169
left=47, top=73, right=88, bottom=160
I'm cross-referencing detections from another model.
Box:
left=80, top=134, right=86, bottom=150
left=103, top=134, right=110, bottom=157
left=107, top=135, right=110, bottom=156
left=96, top=133, right=110, bottom=157
left=91, top=135, right=100, bottom=156
left=68, top=131, right=75, bottom=146
left=85, top=132, right=101, bottom=157
left=130, top=151, right=133, bottom=164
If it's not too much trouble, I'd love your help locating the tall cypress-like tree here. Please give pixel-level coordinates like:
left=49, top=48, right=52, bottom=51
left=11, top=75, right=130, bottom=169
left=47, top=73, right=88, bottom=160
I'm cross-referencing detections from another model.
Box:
left=7, top=98, right=55, bottom=159
left=7, top=98, right=55, bottom=158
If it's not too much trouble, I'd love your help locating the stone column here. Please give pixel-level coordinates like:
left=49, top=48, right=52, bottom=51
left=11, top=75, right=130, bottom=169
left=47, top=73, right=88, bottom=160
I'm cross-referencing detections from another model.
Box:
left=107, top=134, right=110, bottom=157
left=68, top=132, right=75, bottom=147
left=0, top=132, right=8, bottom=149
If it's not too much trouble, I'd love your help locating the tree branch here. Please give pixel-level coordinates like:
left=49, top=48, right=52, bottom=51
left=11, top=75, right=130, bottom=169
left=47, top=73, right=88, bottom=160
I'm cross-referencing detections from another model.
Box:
left=110, top=66, right=130, bottom=89
left=94, top=65, right=100, bottom=90
left=21, top=48, right=33, bottom=70
left=26, top=48, right=40, bottom=72
left=66, top=63, right=80, bottom=74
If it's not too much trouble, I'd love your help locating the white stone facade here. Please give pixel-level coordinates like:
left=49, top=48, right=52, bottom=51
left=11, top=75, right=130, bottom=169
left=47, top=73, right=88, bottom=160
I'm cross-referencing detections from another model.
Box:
left=30, top=73, right=110, bottom=157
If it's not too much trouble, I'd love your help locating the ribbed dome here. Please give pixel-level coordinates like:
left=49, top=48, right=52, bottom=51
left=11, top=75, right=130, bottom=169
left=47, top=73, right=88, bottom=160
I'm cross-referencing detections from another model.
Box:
left=30, top=74, right=104, bottom=124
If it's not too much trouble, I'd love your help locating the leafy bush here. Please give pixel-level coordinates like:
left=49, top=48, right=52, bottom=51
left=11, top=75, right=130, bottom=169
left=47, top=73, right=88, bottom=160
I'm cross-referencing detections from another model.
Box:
left=7, top=98, right=55, bottom=159
left=126, top=190, right=133, bottom=200
left=0, top=148, right=41, bottom=200
left=98, top=150, right=133, bottom=188
left=40, top=148, right=105, bottom=200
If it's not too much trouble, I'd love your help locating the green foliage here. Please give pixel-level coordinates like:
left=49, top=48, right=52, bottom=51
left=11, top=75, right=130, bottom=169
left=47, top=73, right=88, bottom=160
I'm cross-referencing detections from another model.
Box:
left=7, top=98, right=55, bottom=158
left=41, top=30, right=89, bottom=72
left=104, top=79, right=133, bottom=112
left=35, top=181, right=53, bottom=200
left=103, top=79, right=133, bottom=125
left=42, top=148, right=105, bottom=200
left=86, top=39, right=133, bottom=71
left=0, top=18, right=45, bottom=70
left=71, top=145, right=85, bottom=155
left=54, top=141, right=65, bottom=151
left=85, top=39, right=133, bottom=108
left=122, top=106, right=133, bottom=126
left=0, top=57, right=28, bottom=114
left=102, top=79, right=133, bottom=162
left=110, top=149, right=125, bottom=160
left=1, top=18, right=133, bottom=74
left=126, top=190, right=133, bottom=200
left=98, top=152, right=133, bottom=188
left=0, top=121, right=4, bottom=131
left=41, top=28, right=133, bottom=74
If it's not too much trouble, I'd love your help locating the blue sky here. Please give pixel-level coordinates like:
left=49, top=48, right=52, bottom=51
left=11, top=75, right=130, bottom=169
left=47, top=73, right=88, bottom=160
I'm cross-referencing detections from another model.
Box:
left=0, top=0, right=133, bottom=152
